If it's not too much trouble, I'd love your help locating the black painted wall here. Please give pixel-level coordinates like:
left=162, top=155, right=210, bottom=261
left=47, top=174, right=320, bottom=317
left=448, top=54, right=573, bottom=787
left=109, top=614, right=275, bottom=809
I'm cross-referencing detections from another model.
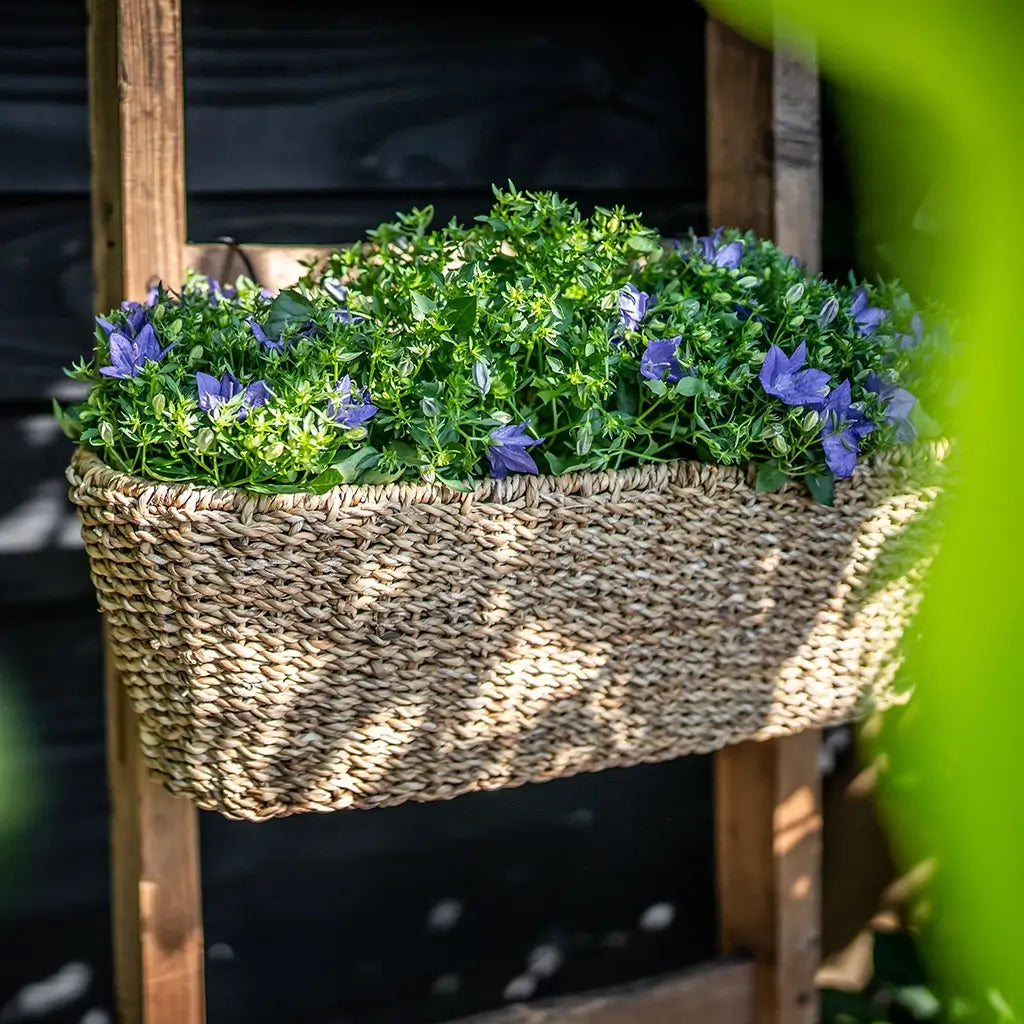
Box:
left=0, top=2, right=720, bottom=1022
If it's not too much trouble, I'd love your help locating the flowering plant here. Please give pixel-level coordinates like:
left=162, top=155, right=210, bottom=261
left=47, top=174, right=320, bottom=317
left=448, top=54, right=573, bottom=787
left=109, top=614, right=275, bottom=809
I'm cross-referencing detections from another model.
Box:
left=56, top=185, right=943, bottom=503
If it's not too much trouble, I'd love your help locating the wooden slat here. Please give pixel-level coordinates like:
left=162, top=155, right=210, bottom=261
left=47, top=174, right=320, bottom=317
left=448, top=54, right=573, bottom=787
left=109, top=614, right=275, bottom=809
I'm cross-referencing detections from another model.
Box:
left=87, top=0, right=205, bottom=1021
left=449, top=960, right=754, bottom=1024
left=715, top=732, right=822, bottom=1024
left=706, top=19, right=774, bottom=239
left=708, top=17, right=824, bottom=1021
left=184, top=243, right=331, bottom=292
left=706, top=18, right=822, bottom=270
left=772, top=36, right=822, bottom=272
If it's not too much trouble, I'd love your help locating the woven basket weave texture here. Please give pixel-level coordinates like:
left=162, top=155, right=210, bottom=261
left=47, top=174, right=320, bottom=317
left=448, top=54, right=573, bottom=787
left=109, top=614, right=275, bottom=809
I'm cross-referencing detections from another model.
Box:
left=67, top=443, right=946, bottom=820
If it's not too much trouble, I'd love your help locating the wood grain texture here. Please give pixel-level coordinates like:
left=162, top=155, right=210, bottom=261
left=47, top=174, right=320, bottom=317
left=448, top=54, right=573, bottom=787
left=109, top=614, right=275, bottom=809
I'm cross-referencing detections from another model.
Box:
left=706, top=18, right=822, bottom=269
left=772, top=38, right=822, bottom=271
left=449, top=960, right=754, bottom=1024
left=87, top=0, right=205, bottom=1020
left=2, top=1, right=707, bottom=195
left=706, top=18, right=774, bottom=238
left=715, top=733, right=823, bottom=1024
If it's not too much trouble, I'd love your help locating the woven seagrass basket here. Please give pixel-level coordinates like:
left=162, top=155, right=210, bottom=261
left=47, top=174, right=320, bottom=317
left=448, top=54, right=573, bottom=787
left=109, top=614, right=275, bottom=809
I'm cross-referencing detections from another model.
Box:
left=67, top=442, right=947, bottom=821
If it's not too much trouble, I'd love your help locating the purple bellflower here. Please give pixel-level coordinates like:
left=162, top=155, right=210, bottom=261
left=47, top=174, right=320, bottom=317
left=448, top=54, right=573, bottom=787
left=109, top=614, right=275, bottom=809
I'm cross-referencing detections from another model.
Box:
left=246, top=318, right=284, bottom=352
left=865, top=371, right=917, bottom=443
left=195, top=370, right=270, bottom=421
left=618, top=283, right=652, bottom=332
left=696, top=228, right=744, bottom=269
left=99, top=323, right=173, bottom=379
left=640, top=336, right=686, bottom=384
left=759, top=342, right=830, bottom=408
left=327, top=376, right=378, bottom=429
left=486, top=422, right=545, bottom=479
left=850, top=287, right=886, bottom=336
left=899, top=314, right=924, bottom=350
left=817, top=380, right=875, bottom=478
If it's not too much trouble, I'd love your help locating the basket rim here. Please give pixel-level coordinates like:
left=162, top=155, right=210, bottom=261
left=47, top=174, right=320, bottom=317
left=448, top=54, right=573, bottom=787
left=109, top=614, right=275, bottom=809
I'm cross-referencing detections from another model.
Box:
left=67, top=440, right=949, bottom=514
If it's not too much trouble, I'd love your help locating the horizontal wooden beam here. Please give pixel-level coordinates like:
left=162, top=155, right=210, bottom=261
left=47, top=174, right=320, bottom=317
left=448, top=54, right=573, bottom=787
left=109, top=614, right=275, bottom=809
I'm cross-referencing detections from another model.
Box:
left=184, top=242, right=333, bottom=291
left=447, top=959, right=754, bottom=1024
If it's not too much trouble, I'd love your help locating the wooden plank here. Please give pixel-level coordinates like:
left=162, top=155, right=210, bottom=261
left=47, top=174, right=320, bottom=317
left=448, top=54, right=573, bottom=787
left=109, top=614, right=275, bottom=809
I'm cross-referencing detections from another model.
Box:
left=706, top=19, right=774, bottom=239
left=708, top=18, right=824, bottom=1022
left=772, top=35, right=822, bottom=272
left=448, top=960, right=754, bottom=1024
left=87, top=0, right=205, bottom=1021
left=185, top=243, right=330, bottom=292
left=715, top=732, right=822, bottom=1024
left=1, top=1, right=707, bottom=194
left=706, top=18, right=822, bottom=270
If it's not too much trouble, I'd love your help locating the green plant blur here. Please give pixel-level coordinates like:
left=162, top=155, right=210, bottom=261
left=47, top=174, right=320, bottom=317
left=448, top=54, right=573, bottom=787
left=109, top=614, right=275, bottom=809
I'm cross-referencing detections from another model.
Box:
left=702, top=0, right=1024, bottom=1018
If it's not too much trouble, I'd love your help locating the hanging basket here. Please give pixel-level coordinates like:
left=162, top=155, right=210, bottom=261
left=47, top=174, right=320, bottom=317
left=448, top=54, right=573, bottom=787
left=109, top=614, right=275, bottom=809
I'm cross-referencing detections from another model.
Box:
left=67, top=442, right=947, bottom=821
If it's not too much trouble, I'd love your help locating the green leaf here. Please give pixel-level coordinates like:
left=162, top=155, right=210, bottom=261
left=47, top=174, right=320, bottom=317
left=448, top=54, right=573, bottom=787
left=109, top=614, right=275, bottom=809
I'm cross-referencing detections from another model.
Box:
left=755, top=464, right=789, bottom=492
left=805, top=473, right=835, bottom=506
left=442, top=295, right=477, bottom=337
left=306, top=468, right=342, bottom=494
left=265, top=289, right=314, bottom=336
left=331, top=447, right=381, bottom=483
left=435, top=471, right=477, bottom=493
left=410, top=292, right=436, bottom=321
left=675, top=376, right=703, bottom=397
left=644, top=378, right=668, bottom=397
left=626, top=233, right=661, bottom=254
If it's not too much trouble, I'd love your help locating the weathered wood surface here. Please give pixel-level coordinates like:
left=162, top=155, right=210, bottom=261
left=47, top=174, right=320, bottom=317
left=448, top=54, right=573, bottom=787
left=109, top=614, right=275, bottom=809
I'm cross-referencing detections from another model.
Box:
left=0, top=414, right=91, bottom=608
left=708, top=17, right=823, bottom=1024
left=716, top=733, right=822, bottom=1024
left=88, top=0, right=206, bottom=1018
left=706, top=18, right=822, bottom=270
left=2, top=1, right=707, bottom=195
left=450, top=959, right=754, bottom=1024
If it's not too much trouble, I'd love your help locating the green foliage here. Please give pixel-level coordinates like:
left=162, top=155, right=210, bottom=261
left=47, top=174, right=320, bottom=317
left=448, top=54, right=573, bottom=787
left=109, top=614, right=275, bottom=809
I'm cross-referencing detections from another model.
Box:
left=57, top=184, right=942, bottom=494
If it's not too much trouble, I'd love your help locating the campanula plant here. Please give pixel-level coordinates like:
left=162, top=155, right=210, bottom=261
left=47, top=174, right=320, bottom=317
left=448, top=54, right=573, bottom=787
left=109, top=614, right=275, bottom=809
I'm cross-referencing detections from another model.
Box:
left=55, top=184, right=943, bottom=502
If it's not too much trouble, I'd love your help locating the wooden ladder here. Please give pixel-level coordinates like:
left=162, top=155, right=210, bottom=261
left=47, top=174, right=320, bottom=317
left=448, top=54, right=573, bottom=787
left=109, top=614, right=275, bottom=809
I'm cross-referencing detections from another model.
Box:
left=87, top=1, right=823, bottom=1020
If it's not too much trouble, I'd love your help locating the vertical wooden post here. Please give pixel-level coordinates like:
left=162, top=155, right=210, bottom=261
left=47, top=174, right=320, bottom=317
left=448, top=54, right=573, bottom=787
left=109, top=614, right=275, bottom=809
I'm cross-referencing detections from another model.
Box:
left=707, top=15, right=824, bottom=1024
left=87, top=0, right=206, bottom=1021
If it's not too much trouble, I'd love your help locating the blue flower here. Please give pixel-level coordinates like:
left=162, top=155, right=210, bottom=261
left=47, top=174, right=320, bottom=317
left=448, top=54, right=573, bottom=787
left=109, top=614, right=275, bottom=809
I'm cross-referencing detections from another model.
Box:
left=195, top=370, right=270, bottom=421
left=640, top=336, right=686, bottom=384
left=696, top=228, right=743, bottom=269
left=247, top=318, right=284, bottom=352
left=865, top=371, right=917, bottom=442
left=899, top=314, right=924, bottom=350
left=327, top=376, right=378, bottom=428
left=818, top=380, right=875, bottom=478
left=850, top=287, right=886, bottom=336
left=99, top=324, right=174, bottom=379
left=759, top=342, right=830, bottom=407
left=486, top=422, right=545, bottom=479
left=619, top=283, right=652, bottom=332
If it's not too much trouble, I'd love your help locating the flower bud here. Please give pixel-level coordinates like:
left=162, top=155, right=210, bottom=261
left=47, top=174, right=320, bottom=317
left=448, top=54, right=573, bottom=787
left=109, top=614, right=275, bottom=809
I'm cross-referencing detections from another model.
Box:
left=803, top=409, right=823, bottom=432
left=195, top=427, right=215, bottom=453
left=784, top=283, right=805, bottom=306
left=575, top=428, right=593, bottom=456
left=152, top=393, right=166, bottom=416
left=472, top=360, right=491, bottom=396
left=771, top=433, right=789, bottom=454
left=99, top=421, right=114, bottom=444
left=420, top=396, right=440, bottom=417
left=817, top=296, right=839, bottom=327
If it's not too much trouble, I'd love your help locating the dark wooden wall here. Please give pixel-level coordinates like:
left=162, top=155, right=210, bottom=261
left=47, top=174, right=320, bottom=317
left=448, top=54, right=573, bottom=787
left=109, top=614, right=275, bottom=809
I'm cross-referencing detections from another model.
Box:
left=0, top=2, right=720, bottom=1022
